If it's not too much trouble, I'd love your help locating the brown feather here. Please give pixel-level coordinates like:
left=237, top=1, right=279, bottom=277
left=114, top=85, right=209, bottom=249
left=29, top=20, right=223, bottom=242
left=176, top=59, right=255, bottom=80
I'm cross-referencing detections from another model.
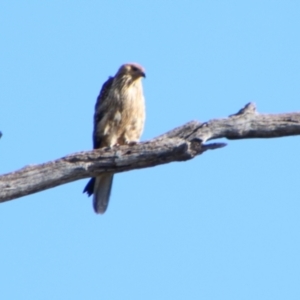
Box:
left=83, top=63, right=146, bottom=213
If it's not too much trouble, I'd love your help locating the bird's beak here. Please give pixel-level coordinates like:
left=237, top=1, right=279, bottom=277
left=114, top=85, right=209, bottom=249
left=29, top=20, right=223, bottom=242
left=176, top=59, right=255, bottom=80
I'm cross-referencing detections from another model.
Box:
left=141, top=71, right=146, bottom=78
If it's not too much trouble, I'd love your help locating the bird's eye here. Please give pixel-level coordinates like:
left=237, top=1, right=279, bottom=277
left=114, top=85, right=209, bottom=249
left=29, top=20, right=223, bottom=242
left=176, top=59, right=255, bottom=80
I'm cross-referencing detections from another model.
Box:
left=131, top=66, right=138, bottom=72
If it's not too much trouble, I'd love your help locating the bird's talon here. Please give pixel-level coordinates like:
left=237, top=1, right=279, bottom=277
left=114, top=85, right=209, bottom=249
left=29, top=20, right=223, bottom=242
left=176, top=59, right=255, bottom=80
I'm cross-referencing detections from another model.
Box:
left=128, top=141, right=138, bottom=146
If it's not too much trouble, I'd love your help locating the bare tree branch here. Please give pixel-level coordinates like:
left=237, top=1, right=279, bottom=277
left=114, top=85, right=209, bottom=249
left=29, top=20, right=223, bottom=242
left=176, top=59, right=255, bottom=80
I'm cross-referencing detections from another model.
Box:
left=157, top=103, right=300, bottom=142
left=1, top=103, right=299, bottom=203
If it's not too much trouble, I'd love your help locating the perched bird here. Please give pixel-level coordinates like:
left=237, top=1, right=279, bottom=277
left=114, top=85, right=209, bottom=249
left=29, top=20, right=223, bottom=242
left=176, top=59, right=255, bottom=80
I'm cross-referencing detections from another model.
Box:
left=83, top=63, right=146, bottom=214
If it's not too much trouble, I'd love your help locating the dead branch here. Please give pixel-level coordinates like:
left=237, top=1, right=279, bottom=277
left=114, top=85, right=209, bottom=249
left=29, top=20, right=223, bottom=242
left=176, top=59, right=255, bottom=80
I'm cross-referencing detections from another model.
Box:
left=0, top=102, right=299, bottom=203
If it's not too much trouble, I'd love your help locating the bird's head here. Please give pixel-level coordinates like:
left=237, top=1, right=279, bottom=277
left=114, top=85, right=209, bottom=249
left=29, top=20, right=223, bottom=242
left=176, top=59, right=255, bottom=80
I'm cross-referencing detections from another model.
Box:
left=116, top=63, right=146, bottom=81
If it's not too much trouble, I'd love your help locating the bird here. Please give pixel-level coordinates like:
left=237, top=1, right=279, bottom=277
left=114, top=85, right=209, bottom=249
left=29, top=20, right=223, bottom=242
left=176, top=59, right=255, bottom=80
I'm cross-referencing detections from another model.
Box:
left=83, top=63, right=146, bottom=214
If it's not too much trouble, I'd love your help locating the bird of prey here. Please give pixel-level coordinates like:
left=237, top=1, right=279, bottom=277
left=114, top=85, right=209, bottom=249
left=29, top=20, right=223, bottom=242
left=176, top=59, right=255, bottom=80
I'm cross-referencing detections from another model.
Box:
left=83, top=63, right=146, bottom=214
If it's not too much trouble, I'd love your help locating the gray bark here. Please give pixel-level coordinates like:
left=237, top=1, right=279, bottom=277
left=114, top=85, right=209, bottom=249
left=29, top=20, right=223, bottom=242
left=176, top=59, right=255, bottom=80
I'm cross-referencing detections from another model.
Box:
left=0, top=103, right=299, bottom=203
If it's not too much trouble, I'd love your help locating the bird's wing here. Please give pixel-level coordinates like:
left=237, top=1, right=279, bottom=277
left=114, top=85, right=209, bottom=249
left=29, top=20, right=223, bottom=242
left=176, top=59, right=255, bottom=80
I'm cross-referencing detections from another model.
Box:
left=93, top=76, right=114, bottom=149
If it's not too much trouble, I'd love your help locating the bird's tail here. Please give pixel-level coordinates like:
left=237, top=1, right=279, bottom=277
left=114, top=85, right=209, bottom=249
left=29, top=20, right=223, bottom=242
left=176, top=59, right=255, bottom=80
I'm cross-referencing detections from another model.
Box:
left=92, top=174, right=114, bottom=214
left=83, top=174, right=114, bottom=214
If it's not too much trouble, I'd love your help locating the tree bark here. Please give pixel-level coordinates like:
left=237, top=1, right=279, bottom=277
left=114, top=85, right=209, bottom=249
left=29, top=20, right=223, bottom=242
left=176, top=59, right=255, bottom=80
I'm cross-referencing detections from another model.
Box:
left=1, top=103, right=299, bottom=203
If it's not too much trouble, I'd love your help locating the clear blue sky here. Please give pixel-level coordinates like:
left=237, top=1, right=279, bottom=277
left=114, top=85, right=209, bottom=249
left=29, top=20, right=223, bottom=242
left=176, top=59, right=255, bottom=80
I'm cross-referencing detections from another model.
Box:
left=1, top=1, right=300, bottom=299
